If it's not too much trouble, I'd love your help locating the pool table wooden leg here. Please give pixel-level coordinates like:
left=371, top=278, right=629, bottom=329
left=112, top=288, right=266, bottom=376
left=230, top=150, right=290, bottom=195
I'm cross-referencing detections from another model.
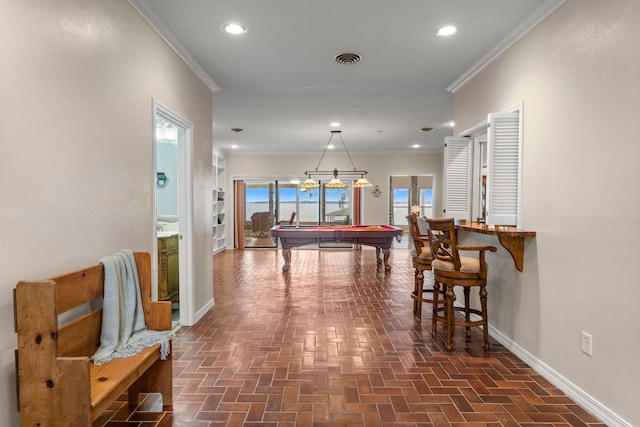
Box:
left=282, top=247, right=291, bottom=272
left=381, top=248, right=391, bottom=271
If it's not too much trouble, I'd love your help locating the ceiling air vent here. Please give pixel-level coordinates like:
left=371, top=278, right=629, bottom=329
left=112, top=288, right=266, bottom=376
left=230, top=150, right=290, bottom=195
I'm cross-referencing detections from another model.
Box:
left=335, top=53, right=361, bottom=65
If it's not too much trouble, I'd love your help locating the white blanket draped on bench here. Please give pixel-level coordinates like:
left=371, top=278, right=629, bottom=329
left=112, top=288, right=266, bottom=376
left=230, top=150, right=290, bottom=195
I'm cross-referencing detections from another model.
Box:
left=91, top=249, right=175, bottom=366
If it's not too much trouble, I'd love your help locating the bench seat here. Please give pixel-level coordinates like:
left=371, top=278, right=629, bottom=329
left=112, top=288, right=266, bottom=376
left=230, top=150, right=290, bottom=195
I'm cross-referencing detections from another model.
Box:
left=90, top=343, right=163, bottom=417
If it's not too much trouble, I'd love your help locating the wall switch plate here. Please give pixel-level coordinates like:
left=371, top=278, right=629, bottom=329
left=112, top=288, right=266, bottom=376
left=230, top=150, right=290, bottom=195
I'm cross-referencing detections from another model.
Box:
left=581, top=331, right=592, bottom=356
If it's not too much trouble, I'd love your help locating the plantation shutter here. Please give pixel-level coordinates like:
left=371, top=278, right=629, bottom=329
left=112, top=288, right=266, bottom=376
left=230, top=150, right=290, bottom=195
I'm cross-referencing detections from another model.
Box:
left=443, top=137, right=472, bottom=220
left=486, top=111, right=521, bottom=226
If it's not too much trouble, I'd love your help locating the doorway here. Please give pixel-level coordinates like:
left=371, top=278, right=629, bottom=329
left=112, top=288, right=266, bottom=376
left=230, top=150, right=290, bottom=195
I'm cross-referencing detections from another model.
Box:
left=390, top=175, right=434, bottom=227
left=154, top=101, right=194, bottom=328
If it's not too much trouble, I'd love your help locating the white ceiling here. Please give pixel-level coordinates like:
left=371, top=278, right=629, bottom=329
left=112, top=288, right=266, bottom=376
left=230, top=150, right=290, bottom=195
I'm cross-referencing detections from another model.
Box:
left=131, top=0, right=564, bottom=154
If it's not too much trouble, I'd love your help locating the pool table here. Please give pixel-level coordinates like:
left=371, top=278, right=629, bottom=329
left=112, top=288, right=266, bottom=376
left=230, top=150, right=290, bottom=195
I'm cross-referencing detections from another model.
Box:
left=271, top=224, right=403, bottom=272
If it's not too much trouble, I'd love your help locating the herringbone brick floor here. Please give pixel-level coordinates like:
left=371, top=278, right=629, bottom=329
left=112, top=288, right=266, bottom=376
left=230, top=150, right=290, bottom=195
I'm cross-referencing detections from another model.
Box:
left=96, top=247, right=606, bottom=426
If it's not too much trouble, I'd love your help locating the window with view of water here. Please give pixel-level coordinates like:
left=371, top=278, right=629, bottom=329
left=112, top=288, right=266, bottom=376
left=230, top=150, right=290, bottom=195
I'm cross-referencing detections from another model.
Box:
left=393, top=188, right=409, bottom=226
left=244, top=181, right=277, bottom=248
left=419, top=188, right=433, bottom=218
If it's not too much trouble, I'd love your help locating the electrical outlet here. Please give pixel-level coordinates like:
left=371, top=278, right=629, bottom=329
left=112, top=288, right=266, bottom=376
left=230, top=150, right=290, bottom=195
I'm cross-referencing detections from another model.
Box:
left=581, top=331, right=592, bottom=356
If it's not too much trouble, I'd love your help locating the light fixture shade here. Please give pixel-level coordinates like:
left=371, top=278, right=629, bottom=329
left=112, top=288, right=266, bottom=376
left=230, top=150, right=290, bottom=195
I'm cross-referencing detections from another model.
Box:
left=301, top=178, right=319, bottom=188
left=326, top=178, right=346, bottom=188
left=353, top=177, right=372, bottom=187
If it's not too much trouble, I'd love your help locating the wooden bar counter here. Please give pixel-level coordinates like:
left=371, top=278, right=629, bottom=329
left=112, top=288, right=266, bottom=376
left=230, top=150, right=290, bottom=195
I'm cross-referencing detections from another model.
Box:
left=455, top=220, right=536, bottom=272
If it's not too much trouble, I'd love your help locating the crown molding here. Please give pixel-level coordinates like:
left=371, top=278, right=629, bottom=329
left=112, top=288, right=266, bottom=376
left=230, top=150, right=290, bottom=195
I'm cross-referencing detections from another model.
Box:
left=447, top=0, right=566, bottom=93
left=128, top=0, right=220, bottom=93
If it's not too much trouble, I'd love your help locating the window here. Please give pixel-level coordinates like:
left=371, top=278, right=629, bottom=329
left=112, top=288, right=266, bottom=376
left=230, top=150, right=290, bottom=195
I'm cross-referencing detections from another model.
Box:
left=390, top=175, right=434, bottom=224
left=392, top=188, right=409, bottom=226
left=419, top=188, right=433, bottom=218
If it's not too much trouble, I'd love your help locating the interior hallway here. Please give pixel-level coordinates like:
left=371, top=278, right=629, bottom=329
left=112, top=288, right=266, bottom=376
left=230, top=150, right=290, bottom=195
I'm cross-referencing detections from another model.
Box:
left=97, top=247, right=606, bottom=426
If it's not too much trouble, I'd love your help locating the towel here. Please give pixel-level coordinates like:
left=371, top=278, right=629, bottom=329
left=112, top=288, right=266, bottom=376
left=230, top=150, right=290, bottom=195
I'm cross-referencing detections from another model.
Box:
left=91, top=249, right=175, bottom=366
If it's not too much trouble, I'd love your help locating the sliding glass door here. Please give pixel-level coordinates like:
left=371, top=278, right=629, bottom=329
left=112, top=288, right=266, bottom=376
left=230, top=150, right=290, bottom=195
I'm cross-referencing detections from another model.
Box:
left=322, top=185, right=351, bottom=225
left=298, top=186, right=319, bottom=225
left=244, top=181, right=277, bottom=248
left=277, top=182, right=298, bottom=226
left=319, top=183, right=352, bottom=247
left=240, top=179, right=356, bottom=248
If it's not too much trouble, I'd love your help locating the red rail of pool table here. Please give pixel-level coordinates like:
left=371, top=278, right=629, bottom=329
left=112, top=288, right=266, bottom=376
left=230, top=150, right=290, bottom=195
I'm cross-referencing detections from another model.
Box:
left=271, top=225, right=403, bottom=272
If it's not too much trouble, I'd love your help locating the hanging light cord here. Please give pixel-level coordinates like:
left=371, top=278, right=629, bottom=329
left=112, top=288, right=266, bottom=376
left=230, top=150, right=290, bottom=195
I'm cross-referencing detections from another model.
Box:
left=313, top=130, right=358, bottom=172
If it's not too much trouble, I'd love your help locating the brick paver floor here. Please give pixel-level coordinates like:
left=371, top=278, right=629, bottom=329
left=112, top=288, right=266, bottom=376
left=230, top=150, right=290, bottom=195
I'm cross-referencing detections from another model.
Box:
left=96, top=247, right=605, bottom=426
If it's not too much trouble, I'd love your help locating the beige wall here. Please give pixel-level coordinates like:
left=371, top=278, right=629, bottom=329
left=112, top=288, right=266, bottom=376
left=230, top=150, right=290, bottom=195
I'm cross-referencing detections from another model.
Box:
left=0, top=1, right=214, bottom=424
left=225, top=151, right=443, bottom=236
left=453, top=0, right=639, bottom=424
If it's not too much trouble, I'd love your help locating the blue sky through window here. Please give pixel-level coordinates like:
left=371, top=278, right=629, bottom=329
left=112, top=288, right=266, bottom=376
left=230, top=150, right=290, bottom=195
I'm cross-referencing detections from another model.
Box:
left=246, top=187, right=269, bottom=203
left=246, top=186, right=347, bottom=202
left=394, top=188, right=409, bottom=204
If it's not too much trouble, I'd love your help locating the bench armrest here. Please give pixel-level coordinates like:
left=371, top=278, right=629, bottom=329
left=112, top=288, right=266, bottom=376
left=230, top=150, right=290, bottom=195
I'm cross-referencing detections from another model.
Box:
left=147, top=300, right=172, bottom=331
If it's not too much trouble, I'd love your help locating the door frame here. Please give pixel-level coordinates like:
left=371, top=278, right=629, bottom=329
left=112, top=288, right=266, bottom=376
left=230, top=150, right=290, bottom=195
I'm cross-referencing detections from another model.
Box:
left=152, top=100, right=195, bottom=326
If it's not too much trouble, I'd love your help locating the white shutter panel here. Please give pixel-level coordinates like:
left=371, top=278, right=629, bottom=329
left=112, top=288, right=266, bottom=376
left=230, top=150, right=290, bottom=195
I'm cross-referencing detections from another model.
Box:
left=487, top=111, right=521, bottom=226
left=443, top=137, right=472, bottom=220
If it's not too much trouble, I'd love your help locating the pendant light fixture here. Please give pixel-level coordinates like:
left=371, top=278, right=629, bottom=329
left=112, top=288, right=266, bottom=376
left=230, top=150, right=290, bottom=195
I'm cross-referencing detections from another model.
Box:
left=302, top=130, right=372, bottom=189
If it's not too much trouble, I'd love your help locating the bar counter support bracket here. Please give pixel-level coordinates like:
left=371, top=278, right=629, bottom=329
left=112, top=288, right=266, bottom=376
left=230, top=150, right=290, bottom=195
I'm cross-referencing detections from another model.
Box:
left=497, top=235, right=526, bottom=272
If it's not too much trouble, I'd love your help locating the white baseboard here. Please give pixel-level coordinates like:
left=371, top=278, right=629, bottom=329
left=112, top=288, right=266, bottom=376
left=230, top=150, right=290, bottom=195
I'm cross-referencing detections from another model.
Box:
left=447, top=299, right=630, bottom=426
left=192, top=297, right=215, bottom=325
left=488, top=325, right=631, bottom=427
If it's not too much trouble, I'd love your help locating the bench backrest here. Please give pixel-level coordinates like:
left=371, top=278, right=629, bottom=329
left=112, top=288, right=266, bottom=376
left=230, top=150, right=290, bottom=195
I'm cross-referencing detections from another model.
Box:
left=14, top=252, right=153, bottom=358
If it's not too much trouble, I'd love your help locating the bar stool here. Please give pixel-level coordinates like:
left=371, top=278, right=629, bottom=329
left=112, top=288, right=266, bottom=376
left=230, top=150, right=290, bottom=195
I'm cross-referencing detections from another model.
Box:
left=424, top=218, right=497, bottom=351
left=406, top=214, right=434, bottom=322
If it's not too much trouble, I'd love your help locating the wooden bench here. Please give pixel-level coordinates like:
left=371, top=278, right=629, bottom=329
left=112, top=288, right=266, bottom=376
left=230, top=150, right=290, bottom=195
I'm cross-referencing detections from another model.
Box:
left=14, top=252, right=173, bottom=426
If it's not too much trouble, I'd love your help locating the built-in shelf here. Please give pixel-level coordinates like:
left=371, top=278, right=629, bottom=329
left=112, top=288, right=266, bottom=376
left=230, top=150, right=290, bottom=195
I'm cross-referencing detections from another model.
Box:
left=213, top=152, right=226, bottom=254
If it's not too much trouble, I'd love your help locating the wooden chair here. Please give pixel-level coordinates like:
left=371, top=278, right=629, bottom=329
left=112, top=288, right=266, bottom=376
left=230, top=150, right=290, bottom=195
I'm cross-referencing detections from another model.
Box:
left=278, top=211, right=296, bottom=225
left=406, top=214, right=434, bottom=322
left=251, top=211, right=275, bottom=236
left=424, top=218, right=497, bottom=351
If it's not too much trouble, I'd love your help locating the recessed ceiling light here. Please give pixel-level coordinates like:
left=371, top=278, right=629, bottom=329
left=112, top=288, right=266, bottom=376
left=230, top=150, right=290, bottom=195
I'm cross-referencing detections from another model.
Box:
left=221, top=22, right=247, bottom=35
left=330, top=122, right=341, bottom=127
left=435, top=25, right=457, bottom=36
left=446, top=120, right=455, bottom=127
left=412, top=144, right=420, bottom=148
left=327, top=144, right=335, bottom=150
left=231, top=144, right=238, bottom=149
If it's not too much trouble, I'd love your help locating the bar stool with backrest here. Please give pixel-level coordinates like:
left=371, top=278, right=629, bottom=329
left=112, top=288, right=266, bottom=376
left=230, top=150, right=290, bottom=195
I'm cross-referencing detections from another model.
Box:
left=425, top=218, right=497, bottom=351
left=406, top=213, right=434, bottom=322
